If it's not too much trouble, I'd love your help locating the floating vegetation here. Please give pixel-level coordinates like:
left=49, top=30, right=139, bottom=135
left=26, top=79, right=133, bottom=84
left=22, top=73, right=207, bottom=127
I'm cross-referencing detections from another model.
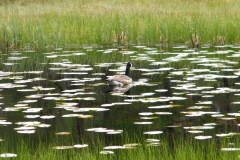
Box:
left=2, top=42, right=240, bottom=159
left=74, top=144, right=89, bottom=148
left=17, top=130, right=35, bottom=134
left=101, top=104, right=115, bottom=107
left=134, top=122, right=153, bottom=125
left=78, top=115, right=93, bottom=119
left=73, top=108, right=109, bottom=112
left=103, top=146, right=125, bottom=150
left=0, top=153, right=17, bottom=158
left=187, top=106, right=211, bottom=110
left=218, top=117, right=236, bottom=120
left=154, top=112, right=172, bottom=115
left=221, top=148, right=240, bottom=151
left=62, top=114, right=82, bottom=117
left=155, top=89, right=168, bottom=92
left=188, top=130, right=203, bottom=134
left=143, top=131, right=163, bottom=135
left=100, top=151, right=114, bottom=154
left=211, top=114, right=224, bottom=118
left=14, top=126, right=36, bottom=130
left=22, top=100, right=38, bottom=103
left=40, top=115, right=55, bottom=119
left=53, top=146, right=74, bottom=150
left=184, top=126, right=215, bottom=130
left=195, top=136, right=212, bottom=140
left=15, top=121, right=41, bottom=126
left=138, top=97, right=170, bottom=103
left=86, top=128, right=122, bottom=134
left=55, top=132, right=71, bottom=135
left=148, top=105, right=172, bottom=109
left=146, top=139, right=160, bottom=143
left=86, top=128, right=107, bottom=132
left=22, top=108, right=43, bottom=113
left=37, top=124, right=51, bottom=128
left=181, top=111, right=219, bottom=116
left=216, top=133, right=236, bottom=137
left=140, top=116, right=159, bottom=120
left=139, top=112, right=153, bottom=116
left=146, top=142, right=161, bottom=147
left=0, top=120, right=12, bottom=125
left=17, top=89, right=37, bottom=92
left=107, top=130, right=123, bottom=134
left=123, top=143, right=140, bottom=148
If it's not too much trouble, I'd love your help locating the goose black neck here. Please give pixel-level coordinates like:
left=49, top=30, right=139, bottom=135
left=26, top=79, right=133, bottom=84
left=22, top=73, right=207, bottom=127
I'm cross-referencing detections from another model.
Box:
left=125, top=64, right=131, bottom=76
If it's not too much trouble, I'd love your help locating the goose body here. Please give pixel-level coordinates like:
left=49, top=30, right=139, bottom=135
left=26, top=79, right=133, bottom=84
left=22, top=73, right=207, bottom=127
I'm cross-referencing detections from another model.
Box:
left=106, top=84, right=132, bottom=93
left=106, top=62, right=133, bottom=86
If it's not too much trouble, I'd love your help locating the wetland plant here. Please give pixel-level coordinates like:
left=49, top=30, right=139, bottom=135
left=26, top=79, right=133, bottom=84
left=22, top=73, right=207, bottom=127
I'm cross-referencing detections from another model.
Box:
left=1, top=0, right=240, bottom=52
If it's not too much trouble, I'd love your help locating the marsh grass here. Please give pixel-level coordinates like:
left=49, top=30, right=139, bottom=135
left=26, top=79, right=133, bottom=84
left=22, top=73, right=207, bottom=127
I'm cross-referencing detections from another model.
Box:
left=1, top=130, right=240, bottom=160
left=1, top=0, right=240, bottom=53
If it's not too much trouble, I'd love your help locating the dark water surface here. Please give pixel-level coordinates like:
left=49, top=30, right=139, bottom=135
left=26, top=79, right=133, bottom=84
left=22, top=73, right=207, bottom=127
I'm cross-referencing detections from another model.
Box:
left=1, top=44, right=240, bottom=155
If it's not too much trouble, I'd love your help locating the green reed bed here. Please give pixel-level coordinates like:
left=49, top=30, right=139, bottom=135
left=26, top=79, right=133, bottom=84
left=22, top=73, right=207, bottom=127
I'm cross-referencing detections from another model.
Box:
left=1, top=0, right=240, bottom=53
left=1, top=130, right=240, bottom=160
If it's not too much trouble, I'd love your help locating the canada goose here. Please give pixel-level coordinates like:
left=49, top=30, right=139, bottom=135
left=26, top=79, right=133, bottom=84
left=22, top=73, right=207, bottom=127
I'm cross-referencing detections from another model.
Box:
left=106, top=62, right=133, bottom=86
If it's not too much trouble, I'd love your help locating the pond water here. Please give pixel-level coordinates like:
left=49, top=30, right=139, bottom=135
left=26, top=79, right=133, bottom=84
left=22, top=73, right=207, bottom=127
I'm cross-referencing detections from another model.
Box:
left=1, top=44, right=240, bottom=156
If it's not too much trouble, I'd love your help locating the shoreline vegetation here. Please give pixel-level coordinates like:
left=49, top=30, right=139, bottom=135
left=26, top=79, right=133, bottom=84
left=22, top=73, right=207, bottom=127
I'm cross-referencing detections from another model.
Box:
left=1, top=0, right=240, bottom=52
left=1, top=131, right=240, bottom=160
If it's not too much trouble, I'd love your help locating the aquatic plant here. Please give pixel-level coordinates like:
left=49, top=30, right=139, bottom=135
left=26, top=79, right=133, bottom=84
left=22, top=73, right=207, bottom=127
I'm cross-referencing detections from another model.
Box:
left=1, top=130, right=240, bottom=160
left=1, top=0, right=240, bottom=52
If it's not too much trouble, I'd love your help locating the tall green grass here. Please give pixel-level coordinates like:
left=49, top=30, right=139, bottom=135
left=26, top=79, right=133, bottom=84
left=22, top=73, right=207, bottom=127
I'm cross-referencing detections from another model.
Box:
left=1, top=0, right=240, bottom=52
left=1, top=131, right=239, bottom=160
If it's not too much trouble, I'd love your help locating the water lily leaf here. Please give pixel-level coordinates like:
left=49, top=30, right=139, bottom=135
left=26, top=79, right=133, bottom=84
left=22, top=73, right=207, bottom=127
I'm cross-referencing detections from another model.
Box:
left=53, top=146, right=74, bottom=150
left=100, top=151, right=114, bottom=154
left=0, top=153, right=17, bottom=158
left=104, top=146, right=125, bottom=149
left=195, top=135, right=212, bottom=140
left=55, top=132, right=71, bottom=135
left=74, top=144, right=88, bottom=148
left=143, top=131, right=163, bottom=135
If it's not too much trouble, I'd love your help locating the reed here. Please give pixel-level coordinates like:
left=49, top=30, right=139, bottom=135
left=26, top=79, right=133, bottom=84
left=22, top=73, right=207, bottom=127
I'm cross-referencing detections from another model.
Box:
left=1, top=130, right=239, bottom=160
left=1, top=0, right=240, bottom=53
